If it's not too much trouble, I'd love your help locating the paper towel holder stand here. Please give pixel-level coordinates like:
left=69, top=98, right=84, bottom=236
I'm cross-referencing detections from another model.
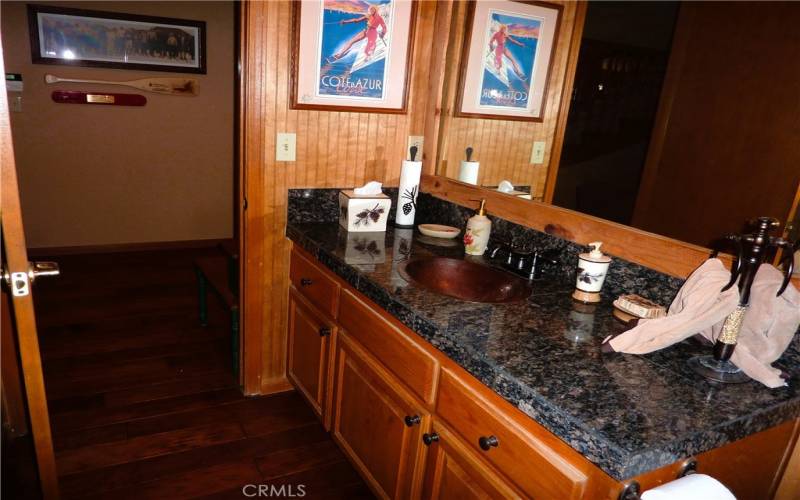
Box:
left=617, top=457, right=698, bottom=500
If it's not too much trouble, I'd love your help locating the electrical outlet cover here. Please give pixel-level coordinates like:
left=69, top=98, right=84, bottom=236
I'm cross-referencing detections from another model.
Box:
left=530, top=141, right=546, bottom=164
left=276, top=133, right=296, bottom=162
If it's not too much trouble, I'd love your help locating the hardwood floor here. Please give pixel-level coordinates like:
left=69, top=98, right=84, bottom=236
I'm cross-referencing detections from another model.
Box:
left=26, top=248, right=371, bottom=499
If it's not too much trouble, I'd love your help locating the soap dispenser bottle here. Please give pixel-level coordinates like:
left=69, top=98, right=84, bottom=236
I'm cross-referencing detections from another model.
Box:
left=572, top=241, right=611, bottom=303
left=464, top=199, right=491, bottom=256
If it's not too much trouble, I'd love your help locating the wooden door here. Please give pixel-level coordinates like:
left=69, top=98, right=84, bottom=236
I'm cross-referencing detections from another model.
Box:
left=287, top=289, right=333, bottom=425
left=331, top=330, right=429, bottom=499
left=421, top=422, right=523, bottom=500
left=632, top=2, right=800, bottom=247
left=0, top=41, right=60, bottom=499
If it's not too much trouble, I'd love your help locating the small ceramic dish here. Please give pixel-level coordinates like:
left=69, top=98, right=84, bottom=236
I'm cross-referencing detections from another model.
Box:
left=416, top=235, right=460, bottom=248
left=418, top=224, right=461, bottom=239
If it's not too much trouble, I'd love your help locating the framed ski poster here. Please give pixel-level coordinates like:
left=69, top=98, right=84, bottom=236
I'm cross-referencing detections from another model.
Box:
left=456, top=1, right=561, bottom=121
left=291, top=0, right=417, bottom=113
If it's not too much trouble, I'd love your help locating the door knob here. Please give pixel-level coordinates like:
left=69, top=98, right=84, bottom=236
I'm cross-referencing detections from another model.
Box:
left=28, top=261, right=60, bottom=281
left=2, top=261, right=60, bottom=297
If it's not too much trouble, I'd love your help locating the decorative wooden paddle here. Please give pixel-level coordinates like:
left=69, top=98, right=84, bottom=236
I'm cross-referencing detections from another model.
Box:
left=44, top=74, right=198, bottom=96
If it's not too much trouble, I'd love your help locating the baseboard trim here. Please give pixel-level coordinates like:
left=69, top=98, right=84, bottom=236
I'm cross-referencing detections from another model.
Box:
left=27, top=238, right=230, bottom=257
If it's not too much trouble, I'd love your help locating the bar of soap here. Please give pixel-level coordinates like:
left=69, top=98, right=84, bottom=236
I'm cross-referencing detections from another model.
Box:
left=613, top=294, right=666, bottom=319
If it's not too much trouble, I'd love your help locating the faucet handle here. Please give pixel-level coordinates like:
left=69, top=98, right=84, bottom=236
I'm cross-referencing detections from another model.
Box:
left=487, top=239, right=511, bottom=259
left=512, top=250, right=533, bottom=271
left=528, top=248, right=561, bottom=280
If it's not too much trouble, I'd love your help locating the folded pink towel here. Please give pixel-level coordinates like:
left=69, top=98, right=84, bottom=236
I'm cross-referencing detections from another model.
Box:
left=605, top=258, right=800, bottom=388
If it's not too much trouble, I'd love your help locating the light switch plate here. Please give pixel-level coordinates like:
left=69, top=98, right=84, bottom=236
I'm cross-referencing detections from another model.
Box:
left=407, top=136, right=424, bottom=160
left=530, top=141, right=546, bottom=164
left=276, top=133, right=296, bottom=162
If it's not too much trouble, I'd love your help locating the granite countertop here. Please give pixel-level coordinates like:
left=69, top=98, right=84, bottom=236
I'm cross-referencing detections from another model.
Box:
left=286, top=222, right=800, bottom=480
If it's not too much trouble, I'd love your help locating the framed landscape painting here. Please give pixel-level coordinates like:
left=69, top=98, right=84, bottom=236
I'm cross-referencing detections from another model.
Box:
left=457, top=1, right=561, bottom=121
left=27, top=4, right=206, bottom=74
left=291, top=0, right=417, bottom=113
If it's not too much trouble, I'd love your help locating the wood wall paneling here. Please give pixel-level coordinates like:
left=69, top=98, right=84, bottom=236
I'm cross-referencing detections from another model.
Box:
left=241, top=1, right=440, bottom=394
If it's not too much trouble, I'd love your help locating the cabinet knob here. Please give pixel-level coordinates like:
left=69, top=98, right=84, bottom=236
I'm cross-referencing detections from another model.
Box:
left=300, top=278, right=313, bottom=287
left=404, top=415, right=421, bottom=427
left=319, top=327, right=331, bottom=337
left=422, top=433, right=439, bottom=446
left=478, top=435, right=499, bottom=451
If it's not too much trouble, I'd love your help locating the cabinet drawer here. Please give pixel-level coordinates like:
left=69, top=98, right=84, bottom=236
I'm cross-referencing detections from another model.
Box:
left=339, top=289, right=438, bottom=405
left=437, top=368, right=587, bottom=499
left=290, top=248, right=339, bottom=318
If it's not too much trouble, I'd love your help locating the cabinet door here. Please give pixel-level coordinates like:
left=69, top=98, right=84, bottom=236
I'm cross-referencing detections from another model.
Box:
left=287, top=289, right=334, bottom=424
left=332, top=330, right=429, bottom=499
left=422, top=422, right=523, bottom=500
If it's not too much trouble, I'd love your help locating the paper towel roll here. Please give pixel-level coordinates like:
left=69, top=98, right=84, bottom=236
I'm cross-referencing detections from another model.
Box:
left=396, top=160, right=422, bottom=227
left=458, top=161, right=480, bottom=185
left=640, top=474, right=735, bottom=500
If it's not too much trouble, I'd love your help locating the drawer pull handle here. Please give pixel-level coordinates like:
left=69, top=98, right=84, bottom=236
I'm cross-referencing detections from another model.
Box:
left=404, top=415, right=421, bottom=427
left=300, top=278, right=313, bottom=287
left=422, top=433, right=439, bottom=446
left=479, top=435, right=499, bottom=451
left=319, top=327, right=331, bottom=337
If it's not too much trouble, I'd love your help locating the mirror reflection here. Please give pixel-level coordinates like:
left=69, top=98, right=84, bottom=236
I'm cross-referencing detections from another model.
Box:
left=436, top=1, right=800, bottom=249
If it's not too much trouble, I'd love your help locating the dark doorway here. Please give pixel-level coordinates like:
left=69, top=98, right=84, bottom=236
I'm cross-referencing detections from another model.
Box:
left=552, top=1, right=680, bottom=225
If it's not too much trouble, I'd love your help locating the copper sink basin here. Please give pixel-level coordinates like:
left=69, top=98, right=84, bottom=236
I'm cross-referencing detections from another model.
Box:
left=399, top=257, right=531, bottom=303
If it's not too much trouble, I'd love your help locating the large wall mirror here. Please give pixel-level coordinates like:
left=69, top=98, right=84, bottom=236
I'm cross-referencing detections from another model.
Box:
left=435, top=0, right=800, bottom=251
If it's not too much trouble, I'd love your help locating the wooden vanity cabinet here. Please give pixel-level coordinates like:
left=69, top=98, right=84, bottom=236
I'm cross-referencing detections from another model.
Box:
left=331, top=330, right=430, bottom=499
left=287, top=288, right=335, bottom=427
left=287, top=246, right=800, bottom=500
left=288, top=246, right=611, bottom=499
left=421, top=420, right=525, bottom=500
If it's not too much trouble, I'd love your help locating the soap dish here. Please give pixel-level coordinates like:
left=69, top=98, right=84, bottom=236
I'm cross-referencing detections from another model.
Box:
left=418, top=224, right=460, bottom=239
left=613, top=294, right=666, bottom=323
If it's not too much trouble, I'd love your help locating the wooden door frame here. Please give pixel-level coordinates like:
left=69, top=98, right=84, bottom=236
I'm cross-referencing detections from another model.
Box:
left=238, top=0, right=258, bottom=395
left=239, top=1, right=291, bottom=395
left=0, top=41, right=60, bottom=498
